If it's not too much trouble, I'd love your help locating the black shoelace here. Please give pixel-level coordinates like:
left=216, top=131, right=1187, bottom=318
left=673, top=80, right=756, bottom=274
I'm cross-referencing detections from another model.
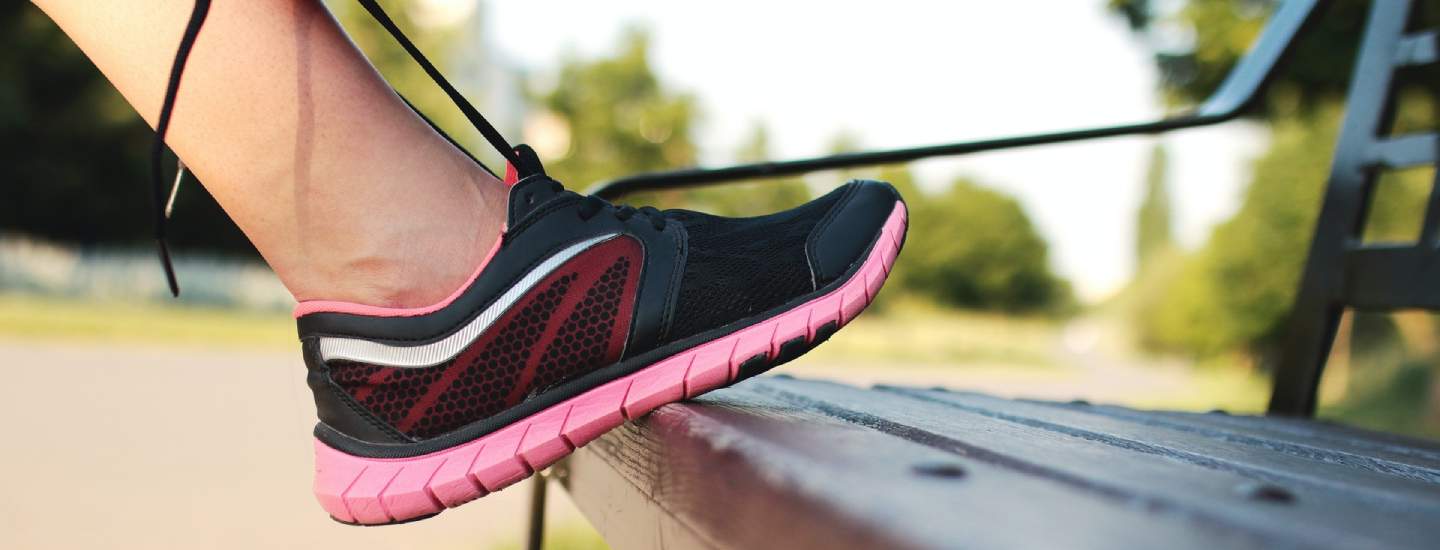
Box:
left=151, top=0, right=663, bottom=295
left=150, top=0, right=211, bottom=296
left=575, top=187, right=668, bottom=231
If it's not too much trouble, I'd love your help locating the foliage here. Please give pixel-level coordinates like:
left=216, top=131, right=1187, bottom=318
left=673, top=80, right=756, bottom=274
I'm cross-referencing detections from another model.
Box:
left=490, top=522, right=611, bottom=550
left=1117, top=0, right=1437, bottom=358
left=532, top=30, right=822, bottom=216
left=1136, top=100, right=1434, bottom=357
left=795, top=298, right=1063, bottom=368
left=8, top=4, right=1073, bottom=317
left=679, top=124, right=813, bottom=216
left=819, top=133, right=1069, bottom=313
left=1135, top=110, right=1335, bottom=355
left=0, top=292, right=293, bottom=347
left=528, top=28, right=821, bottom=220
left=894, top=175, right=1071, bottom=313
left=1135, top=144, right=1174, bottom=271
left=533, top=29, right=698, bottom=194
left=2, top=1, right=482, bottom=256
left=1107, top=0, right=1374, bottom=114
left=529, top=31, right=1070, bottom=313
left=1319, top=311, right=1440, bottom=439
left=1, top=4, right=252, bottom=254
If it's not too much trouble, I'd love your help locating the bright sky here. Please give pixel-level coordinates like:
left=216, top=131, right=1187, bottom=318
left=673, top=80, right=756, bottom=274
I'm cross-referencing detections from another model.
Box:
left=469, top=0, right=1268, bottom=301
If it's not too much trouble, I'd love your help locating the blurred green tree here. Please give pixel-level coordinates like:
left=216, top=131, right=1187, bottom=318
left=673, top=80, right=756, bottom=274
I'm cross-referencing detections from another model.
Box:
left=681, top=123, right=813, bottom=216
left=1135, top=110, right=1338, bottom=355
left=1113, top=0, right=1434, bottom=358
left=1106, top=0, right=1372, bottom=114
left=533, top=29, right=698, bottom=196
left=1, top=4, right=253, bottom=253
left=821, top=132, right=1069, bottom=312
left=898, top=177, right=1071, bottom=312
left=823, top=131, right=921, bottom=200
left=531, top=29, right=824, bottom=220
left=2, top=1, right=483, bottom=256
left=1135, top=144, right=1174, bottom=271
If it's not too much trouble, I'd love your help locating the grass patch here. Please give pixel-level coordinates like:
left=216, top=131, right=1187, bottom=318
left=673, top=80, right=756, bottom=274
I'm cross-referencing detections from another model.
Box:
left=801, top=301, right=1062, bottom=368
left=809, top=315, right=1058, bottom=367
left=488, top=522, right=610, bottom=550
left=1321, top=360, right=1440, bottom=440
left=0, top=293, right=294, bottom=348
left=0, top=292, right=1063, bottom=367
left=1128, top=362, right=1273, bottom=414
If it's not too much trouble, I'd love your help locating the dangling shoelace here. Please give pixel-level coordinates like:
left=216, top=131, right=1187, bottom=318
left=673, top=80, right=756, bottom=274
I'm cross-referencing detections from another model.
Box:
left=150, top=0, right=211, bottom=296
left=151, top=0, right=664, bottom=295
left=337, top=0, right=675, bottom=238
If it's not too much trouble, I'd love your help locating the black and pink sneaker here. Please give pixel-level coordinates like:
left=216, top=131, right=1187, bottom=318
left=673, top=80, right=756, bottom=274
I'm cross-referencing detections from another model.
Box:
left=141, top=0, right=906, bottom=527
left=298, top=148, right=907, bottom=524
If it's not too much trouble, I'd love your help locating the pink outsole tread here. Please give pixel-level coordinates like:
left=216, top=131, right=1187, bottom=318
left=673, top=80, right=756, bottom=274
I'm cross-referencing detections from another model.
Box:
left=314, top=201, right=908, bottom=525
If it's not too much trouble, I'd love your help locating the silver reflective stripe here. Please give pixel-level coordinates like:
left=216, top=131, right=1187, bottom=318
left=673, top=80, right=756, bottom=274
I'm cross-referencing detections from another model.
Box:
left=317, top=233, right=619, bottom=368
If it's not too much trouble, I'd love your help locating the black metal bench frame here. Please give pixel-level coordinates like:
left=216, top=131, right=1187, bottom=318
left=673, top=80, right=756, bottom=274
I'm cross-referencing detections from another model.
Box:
left=592, top=0, right=1439, bottom=418
left=527, top=1, right=1440, bottom=547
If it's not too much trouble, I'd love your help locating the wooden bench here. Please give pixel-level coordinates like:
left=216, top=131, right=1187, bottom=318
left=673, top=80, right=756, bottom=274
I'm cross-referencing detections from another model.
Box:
left=527, top=1, right=1440, bottom=547
left=558, top=376, right=1440, bottom=549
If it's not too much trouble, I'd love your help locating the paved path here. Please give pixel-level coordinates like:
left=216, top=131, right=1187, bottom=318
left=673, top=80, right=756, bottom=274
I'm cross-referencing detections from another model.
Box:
left=0, top=323, right=1246, bottom=549
left=0, top=339, right=585, bottom=550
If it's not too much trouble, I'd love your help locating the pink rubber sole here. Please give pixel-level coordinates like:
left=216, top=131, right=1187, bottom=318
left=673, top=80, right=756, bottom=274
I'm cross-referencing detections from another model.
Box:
left=313, top=202, right=908, bottom=525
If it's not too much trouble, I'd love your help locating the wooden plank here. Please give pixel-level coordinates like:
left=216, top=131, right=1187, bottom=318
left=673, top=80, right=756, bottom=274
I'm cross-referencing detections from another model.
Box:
left=1035, top=400, right=1440, bottom=473
left=557, top=450, right=718, bottom=550
left=887, top=387, right=1440, bottom=512
left=560, top=379, right=1285, bottom=550
left=1152, top=408, right=1440, bottom=457
left=1235, top=410, right=1440, bottom=455
left=755, top=377, right=1438, bottom=549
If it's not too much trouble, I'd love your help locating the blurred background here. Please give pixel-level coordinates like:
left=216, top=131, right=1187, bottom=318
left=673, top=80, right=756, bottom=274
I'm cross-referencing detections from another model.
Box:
left=3, top=0, right=1438, bottom=548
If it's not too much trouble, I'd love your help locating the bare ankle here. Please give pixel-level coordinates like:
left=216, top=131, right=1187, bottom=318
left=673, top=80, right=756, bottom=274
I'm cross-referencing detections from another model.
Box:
left=334, top=240, right=495, bottom=308
left=287, top=168, right=508, bottom=309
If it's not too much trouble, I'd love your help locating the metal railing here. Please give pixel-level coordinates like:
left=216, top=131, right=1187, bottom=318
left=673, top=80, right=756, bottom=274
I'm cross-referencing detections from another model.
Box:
left=588, top=0, right=1325, bottom=200
left=532, top=0, right=1440, bottom=546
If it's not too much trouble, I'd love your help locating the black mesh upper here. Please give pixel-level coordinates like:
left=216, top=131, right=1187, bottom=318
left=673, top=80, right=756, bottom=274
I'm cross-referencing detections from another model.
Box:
left=663, top=187, right=846, bottom=344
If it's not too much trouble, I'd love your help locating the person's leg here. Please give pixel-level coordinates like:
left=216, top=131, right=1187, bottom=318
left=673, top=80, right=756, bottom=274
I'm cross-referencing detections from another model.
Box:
left=31, top=0, right=507, bottom=308
left=34, top=0, right=912, bottom=528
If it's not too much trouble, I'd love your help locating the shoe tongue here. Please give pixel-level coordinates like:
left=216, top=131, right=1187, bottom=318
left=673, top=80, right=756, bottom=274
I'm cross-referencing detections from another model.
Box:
left=504, top=144, right=564, bottom=224
left=512, top=144, right=546, bottom=179
left=506, top=173, right=568, bottom=226
left=503, top=144, right=546, bottom=185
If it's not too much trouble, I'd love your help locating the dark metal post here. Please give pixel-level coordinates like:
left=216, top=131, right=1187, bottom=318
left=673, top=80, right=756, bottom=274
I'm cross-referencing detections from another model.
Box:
left=1268, top=0, right=1415, bottom=416
left=526, top=475, right=548, bottom=550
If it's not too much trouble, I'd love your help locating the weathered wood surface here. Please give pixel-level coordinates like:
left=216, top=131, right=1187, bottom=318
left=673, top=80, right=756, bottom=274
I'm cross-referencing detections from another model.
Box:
left=557, top=376, right=1440, bottom=550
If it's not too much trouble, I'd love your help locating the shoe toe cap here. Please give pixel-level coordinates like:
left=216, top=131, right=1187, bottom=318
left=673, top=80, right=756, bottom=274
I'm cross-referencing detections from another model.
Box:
left=806, top=180, right=903, bottom=285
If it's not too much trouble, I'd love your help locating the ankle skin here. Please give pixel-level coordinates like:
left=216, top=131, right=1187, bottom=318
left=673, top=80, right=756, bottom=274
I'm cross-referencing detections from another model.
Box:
left=285, top=168, right=509, bottom=309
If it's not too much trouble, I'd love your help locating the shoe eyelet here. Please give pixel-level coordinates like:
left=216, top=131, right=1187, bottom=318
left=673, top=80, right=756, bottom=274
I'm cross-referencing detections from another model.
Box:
left=524, top=193, right=535, bottom=205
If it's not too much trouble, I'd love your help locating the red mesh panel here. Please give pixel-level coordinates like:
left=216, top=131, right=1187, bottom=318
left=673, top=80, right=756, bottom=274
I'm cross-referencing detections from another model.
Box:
left=406, top=274, right=575, bottom=437
left=529, top=254, right=636, bottom=394
left=329, top=361, right=447, bottom=431
left=328, top=236, right=643, bottom=439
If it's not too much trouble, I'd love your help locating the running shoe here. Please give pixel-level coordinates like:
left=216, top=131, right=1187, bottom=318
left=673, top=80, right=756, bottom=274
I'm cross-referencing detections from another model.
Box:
left=301, top=146, right=907, bottom=524
left=146, top=0, right=906, bottom=526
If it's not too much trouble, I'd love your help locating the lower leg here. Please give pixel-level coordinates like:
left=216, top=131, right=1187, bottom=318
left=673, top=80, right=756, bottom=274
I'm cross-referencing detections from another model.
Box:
left=32, top=0, right=508, bottom=308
